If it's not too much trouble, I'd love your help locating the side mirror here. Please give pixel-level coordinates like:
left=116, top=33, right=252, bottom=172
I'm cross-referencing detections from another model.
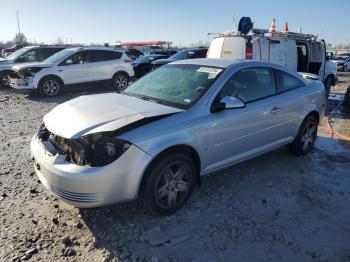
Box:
left=65, top=59, right=73, bottom=65
left=211, top=96, right=245, bottom=112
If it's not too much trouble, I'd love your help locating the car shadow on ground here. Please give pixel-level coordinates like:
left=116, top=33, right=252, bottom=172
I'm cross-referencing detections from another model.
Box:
left=78, top=135, right=350, bottom=261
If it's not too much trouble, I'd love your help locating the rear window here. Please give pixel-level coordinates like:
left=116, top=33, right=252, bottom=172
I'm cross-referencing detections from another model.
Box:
left=278, top=70, right=305, bottom=92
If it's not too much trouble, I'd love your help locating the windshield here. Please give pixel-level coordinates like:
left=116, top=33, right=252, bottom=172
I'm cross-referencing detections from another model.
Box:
left=134, top=55, right=166, bottom=63
left=43, top=49, right=75, bottom=64
left=4, top=47, right=31, bottom=61
left=123, top=64, right=224, bottom=109
left=169, top=50, right=195, bottom=60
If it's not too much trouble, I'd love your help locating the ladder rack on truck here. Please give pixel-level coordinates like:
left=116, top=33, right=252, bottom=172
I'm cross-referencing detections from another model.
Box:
left=251, top=28, right=318, bottom=41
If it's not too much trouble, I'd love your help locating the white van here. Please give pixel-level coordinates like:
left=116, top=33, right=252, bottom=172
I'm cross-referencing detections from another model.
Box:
left=207, top=33, right=337, bottom=94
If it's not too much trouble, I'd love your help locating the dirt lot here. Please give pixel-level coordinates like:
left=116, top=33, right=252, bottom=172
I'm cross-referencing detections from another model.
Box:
left=1, top=74, right=350, bottom=262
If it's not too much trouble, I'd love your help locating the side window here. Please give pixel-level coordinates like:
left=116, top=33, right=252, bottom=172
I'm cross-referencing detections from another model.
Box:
left=277, top=70, right=305, bottom=92
left=218, top=67, right=276, bottom=103
left=38, top=48, right=62, bottom=61
left=16, top=49, right=40, bottom=62
left=60, top=51, right=89, bottom=65
left=104, top=51, right=122, bottom=60
left=90, top=50, right=122, bottom=62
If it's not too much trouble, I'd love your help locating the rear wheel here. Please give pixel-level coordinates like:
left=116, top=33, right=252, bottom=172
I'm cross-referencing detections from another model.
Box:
left=38, top=77, right=62, bottom=97
left=112, top=72, right=129, bottom=92
left=324, top=76, right=332, bottom=98
left=290, top=115, right=318, bottom=155
left=143, top=153, right=196, bottom=215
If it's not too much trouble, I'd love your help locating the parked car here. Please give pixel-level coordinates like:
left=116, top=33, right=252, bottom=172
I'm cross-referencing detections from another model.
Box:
left=124, top=48, right=144, bottom=61
left=1, top=43, right=24, bottom=57
left=144, top=50, right=177, bottom=56
left=330, top=56, right=350, bottom=71
left=0, top=45, right=66, bottom=88
left=151, top=48, right=207, bottom=70
left=31, top=59, right=326, bottom=214
left=9, top=47, right=135, bottom=96
left=132, top=54, right=170, bottom=78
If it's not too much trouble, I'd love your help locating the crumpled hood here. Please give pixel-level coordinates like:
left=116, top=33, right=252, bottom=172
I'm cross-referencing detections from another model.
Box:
left=43, top=93, right=183, bottom=139
left=12, top=62, right=52, bottom=71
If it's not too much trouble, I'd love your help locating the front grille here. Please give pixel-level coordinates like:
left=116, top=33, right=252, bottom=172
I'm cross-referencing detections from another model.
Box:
left=52, top=186, right=101, bottom=203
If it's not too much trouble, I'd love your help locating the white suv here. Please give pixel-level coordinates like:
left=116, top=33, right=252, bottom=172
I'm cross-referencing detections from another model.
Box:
left=9, top=47, right=134, bottom=96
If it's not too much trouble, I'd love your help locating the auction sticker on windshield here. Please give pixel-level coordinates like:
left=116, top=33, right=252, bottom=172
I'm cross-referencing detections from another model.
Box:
left=197, top=67, right=222, bottom=79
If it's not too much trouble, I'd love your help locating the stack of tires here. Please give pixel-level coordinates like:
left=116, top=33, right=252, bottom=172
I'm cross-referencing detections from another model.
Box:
left=343, top=85, right=350, bottom=114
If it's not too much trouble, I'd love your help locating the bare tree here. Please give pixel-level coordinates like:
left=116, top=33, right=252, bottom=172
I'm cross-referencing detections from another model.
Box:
left=13, top=33, right=27, bottom=44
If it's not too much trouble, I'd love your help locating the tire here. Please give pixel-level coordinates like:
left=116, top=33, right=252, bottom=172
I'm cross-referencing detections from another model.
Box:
left=143, top=153, right=197, bottom=215
left=0, top=72, right=10, bottom=88
left=38, top=76, right=62, bottom=97
left=112, top=72, right=129, bottom=92
left=289, top=115, right=318, bottom=156
left=324, top=76, right=332, bottom=98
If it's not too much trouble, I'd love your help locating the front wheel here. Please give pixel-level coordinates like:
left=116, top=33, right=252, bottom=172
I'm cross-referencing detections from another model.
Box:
left=143, top=153, right=197, bottom=215
left=0, top=72, right=10, bottom=88
left=112, top=72, right=129, bottom=92
left=324, top=76, right=332, bottom=98
left=289, top=115, right=318, bottom=155
left=38, top=77, right=62, bottom=97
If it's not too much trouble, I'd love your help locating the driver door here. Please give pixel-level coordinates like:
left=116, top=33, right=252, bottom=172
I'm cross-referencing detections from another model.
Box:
left=205, top=67, right=285, bottom=172
left=57, top=51, right=93, bottom=84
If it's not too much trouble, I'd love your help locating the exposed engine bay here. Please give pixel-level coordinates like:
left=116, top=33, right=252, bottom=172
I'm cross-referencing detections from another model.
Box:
left=38, top=123, right=130, bottom=167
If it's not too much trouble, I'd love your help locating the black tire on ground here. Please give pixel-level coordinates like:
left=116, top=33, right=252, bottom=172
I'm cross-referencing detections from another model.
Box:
left=324, top=76, right=333, bottom=98
left=0, top=72, right=10, bottom=88
left=112, top=72, right=129, bottom=92
left=289, top=115, right=318, bottom=156
left=38, top=76, right=62, bottom=97
left=143, top=153, right=197, bottom=215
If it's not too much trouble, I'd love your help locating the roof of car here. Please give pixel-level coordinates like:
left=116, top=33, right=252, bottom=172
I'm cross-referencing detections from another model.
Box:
left=171, top=58, right=307, bottom=82
left=171, top=58, right=294, bottom=69
left=171, top=58, right=246, bottom=68
left=66, top=47, right=124, bottom=52
left=178, top=47, right=208, bottom=52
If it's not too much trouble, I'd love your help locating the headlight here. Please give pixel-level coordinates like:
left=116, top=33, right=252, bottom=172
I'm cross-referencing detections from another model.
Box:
left=36, top=125, right=131, bottom=167
left=88, top=134, right=130, bottom=167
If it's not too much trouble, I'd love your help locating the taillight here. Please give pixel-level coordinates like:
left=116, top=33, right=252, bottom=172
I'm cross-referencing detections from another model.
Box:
left=124, top=60, right=132, bottom=64
left=246, top=41, right=253, bottom=60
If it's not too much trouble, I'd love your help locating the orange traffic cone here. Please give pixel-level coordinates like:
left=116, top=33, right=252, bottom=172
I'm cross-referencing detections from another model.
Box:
left=283, top=22, right=289, bottom=33
left=269, top=18, right=276, bottom=33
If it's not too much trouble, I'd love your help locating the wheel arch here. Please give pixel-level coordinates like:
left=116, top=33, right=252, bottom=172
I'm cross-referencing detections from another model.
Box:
left=137, top=144, right=202, bottom=197
left=38, top=74, right=64, bottom=88
left=112, top=70, right=131, bottom=79
left=324, top=73, right=336, bottom=86
left=305, top=110, right=320, bottom=124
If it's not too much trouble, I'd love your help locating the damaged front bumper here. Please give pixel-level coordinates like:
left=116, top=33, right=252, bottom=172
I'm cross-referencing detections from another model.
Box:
left=31, top=133, right=152, bottom=207
left=9, top=76, right=34, bottom=90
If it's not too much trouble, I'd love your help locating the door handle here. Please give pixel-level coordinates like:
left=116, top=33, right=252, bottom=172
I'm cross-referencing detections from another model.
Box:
left=57, top=69, right=63, bottom=72
left=270, top=106, right=281, bottom=114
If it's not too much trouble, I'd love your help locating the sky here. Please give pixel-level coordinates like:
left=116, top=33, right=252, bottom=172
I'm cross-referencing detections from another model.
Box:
left=0, top=0, right=349, bottom=46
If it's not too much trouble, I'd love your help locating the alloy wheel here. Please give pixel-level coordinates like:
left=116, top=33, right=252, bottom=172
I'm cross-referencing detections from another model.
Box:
left=113, top=74, right=128, bottom=91
left=42, top=79, right=60, bottom=96
left=300, top=121, right=317, bottom=152
left=154, top=161, right=192, bottom=210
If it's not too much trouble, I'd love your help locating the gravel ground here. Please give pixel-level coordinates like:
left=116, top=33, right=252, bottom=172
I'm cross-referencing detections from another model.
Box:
left=1, top=75, right=350, bottom=262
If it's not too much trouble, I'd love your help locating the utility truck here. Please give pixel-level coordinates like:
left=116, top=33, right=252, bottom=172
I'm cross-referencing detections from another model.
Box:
left=207, top=17, right=337, bottom=95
